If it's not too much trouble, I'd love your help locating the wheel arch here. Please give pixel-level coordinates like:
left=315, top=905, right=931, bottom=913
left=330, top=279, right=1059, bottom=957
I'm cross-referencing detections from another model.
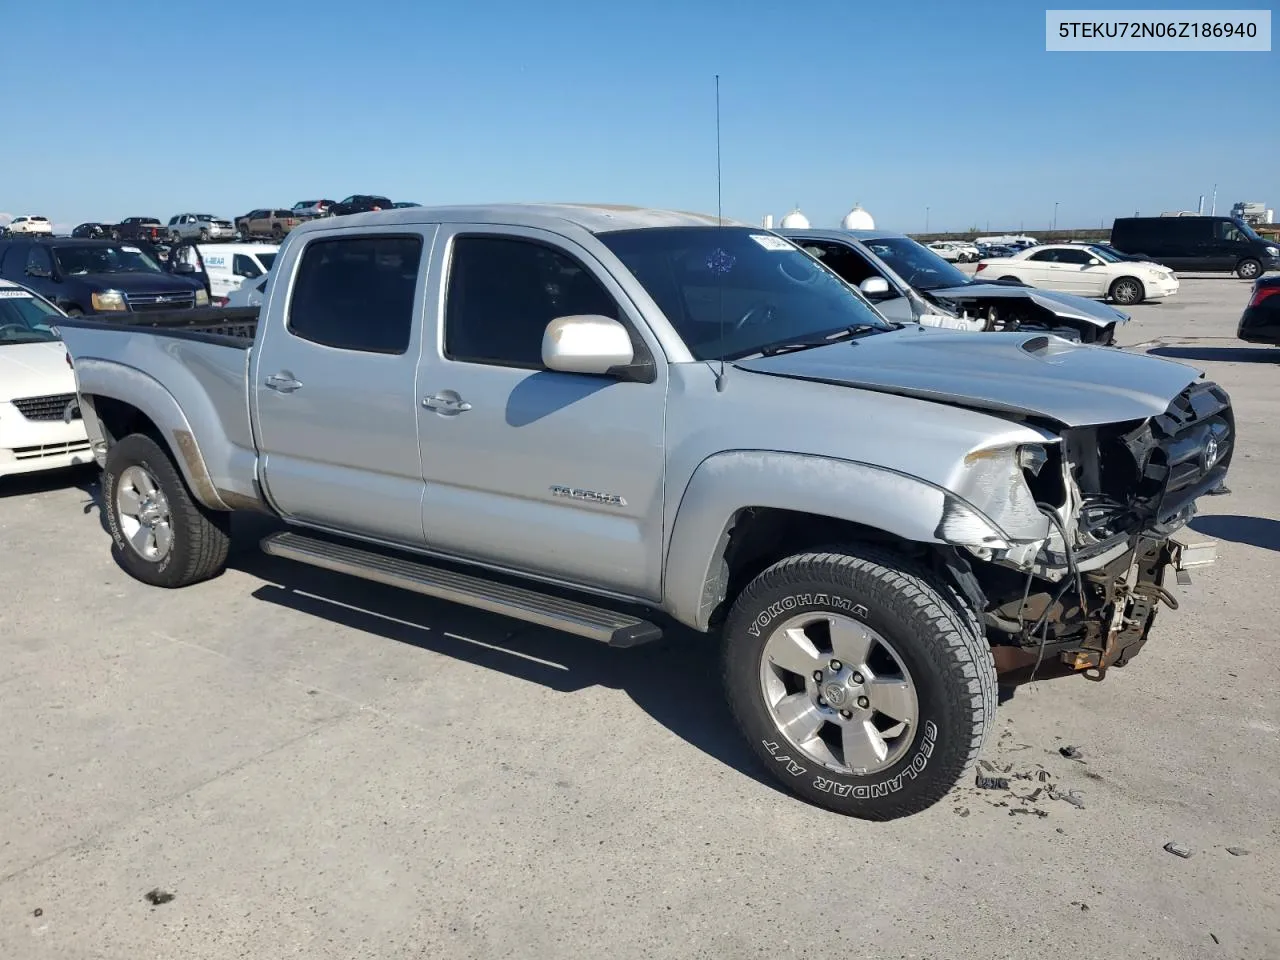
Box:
left=662, top=451, right=994, bottom=631
left=76, top=363, right=230, bottom=512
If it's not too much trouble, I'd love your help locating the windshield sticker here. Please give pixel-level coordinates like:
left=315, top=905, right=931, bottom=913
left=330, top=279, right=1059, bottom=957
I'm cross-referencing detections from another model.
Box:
left=750, top=234, right=794, bottom=252
left=0, top=290, right=33, bottom=298
left=706, top=249, right=736, bottom=275
left=122, top=245, right=142, bottom=253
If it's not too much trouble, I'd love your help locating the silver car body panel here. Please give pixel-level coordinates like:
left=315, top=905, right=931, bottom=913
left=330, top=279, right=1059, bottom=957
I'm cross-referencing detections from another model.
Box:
left=778, top=228, right=1129, bottom=330
left=734, top=326, right=1200, bottom=427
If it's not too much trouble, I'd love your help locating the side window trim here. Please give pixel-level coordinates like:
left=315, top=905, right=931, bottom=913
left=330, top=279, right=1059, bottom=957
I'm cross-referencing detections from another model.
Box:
left=440, top=230, right=655, bottom=380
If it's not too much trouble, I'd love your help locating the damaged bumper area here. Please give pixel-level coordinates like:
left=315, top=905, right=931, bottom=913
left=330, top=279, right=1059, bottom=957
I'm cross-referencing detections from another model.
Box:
left=960, top=380, right=1234, bottom=684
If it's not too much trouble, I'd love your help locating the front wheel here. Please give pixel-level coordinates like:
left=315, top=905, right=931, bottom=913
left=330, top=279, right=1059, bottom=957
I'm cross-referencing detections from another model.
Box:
left=722, top=546, right=996, bottom=819
left=1237, top=258, right=1262, bottom=280
left=103, top=433, right=230, bottom=588
left=1110, top=276, right=1145, bottom=305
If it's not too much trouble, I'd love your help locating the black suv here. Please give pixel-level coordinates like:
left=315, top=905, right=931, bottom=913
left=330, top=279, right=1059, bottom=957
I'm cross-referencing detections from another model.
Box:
left=329, top=194, right=392, bottom=217
left=1111, top=216, right=1280, bottom=279
left=72, top=222, right=109, bottom=239
left=0, top=238, right=207, bottom=316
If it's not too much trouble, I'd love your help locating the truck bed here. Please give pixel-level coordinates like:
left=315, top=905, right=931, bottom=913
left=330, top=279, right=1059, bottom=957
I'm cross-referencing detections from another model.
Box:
left=53, top=306, right=258, bottom=347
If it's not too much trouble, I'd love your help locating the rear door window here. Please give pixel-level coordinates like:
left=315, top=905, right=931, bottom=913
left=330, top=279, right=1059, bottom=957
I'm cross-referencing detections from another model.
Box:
left=287, top=235, right=423, bottom=354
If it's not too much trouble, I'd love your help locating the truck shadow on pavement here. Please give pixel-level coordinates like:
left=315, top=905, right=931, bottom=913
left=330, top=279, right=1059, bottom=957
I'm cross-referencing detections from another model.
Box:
left=226, top=517, right=783, bottom=798
left=1191, top=514, right=1280, bottom=552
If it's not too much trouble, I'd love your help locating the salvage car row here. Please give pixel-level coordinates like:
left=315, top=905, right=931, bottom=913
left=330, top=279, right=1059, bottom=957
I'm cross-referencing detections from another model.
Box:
left=1, top=202, right=1244, bottom=823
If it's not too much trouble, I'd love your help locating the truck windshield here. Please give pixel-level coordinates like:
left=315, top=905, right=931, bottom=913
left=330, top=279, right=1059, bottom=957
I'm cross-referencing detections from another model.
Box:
left=257, top=252, right=277, bottom=271
left=860, top=237, right=971, bottom=290
left=0, top=292, right=60, bottom=344
left=1088, top=245, right=1123, bottom=263
left=54, top=244, right=164, bottom=276
left=598, top=227, right=891, bottom=361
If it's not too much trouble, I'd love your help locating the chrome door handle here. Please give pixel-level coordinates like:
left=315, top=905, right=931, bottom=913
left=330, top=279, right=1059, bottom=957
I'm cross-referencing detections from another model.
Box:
left=265, top=373, right=303, bottom=393
left=422, top=394, right=472, bottom=412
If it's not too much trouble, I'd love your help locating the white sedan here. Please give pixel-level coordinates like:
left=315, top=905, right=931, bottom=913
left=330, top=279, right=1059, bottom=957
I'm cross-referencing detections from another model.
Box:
left=975, top=243, right=1179, bottom=305
left=0, top=280, right=92, bottom=479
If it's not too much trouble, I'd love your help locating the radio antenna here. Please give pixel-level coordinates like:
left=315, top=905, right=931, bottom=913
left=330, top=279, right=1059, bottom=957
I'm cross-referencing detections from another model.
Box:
left=714, top=73, right=728, bottom=392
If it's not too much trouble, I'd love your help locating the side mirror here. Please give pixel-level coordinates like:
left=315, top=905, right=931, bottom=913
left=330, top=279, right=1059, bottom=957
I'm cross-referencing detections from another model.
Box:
left=27, top=264, right=52, bottom=279
left=174, top=262, right=197, bottom=274
left=859, top=276, right=891, bottom=296
left=542, top=315, right=634, bottom=375
left=1087, top=258, right=1101, bottom=266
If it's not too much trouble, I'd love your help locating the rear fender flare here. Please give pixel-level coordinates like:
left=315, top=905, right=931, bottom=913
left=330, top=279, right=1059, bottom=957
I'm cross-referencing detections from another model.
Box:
left=75, top=358, right=229, bottom=511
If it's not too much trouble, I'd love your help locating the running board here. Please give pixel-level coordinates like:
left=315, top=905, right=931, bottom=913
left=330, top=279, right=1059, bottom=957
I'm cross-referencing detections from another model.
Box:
left=260, top=531, right=663, bottom=648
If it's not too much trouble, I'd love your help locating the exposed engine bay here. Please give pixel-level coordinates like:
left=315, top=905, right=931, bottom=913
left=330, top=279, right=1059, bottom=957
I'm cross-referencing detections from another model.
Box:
left=973, top=380, right=1234, bottom=684
left=924, top=287, right=1118, bottom=345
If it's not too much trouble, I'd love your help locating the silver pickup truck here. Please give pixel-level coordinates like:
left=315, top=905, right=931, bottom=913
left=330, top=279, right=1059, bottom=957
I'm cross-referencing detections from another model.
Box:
left=55, top=204, right=1234, bottom=820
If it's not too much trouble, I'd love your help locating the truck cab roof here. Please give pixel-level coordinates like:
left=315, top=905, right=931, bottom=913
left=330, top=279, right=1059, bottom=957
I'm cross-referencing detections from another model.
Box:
left=291, top=203, right=746, bottom=238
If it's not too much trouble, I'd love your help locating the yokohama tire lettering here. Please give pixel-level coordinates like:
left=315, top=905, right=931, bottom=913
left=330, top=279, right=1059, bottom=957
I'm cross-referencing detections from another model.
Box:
left=747, top=592, right=869, bottom=637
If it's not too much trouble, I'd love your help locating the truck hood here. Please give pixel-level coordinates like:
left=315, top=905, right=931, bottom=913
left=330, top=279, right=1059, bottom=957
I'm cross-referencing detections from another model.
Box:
left=732, top=326, right=1200, bottom=427
left=928, top=282, right=1129, bottom=327
left=0, top=341, right=76, bottom=403
left=67, top=272, right=203, bottom=294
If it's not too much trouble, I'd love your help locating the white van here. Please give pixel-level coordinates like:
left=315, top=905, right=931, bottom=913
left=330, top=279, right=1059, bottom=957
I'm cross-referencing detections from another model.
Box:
left=193, top=243, right=279, bottom=303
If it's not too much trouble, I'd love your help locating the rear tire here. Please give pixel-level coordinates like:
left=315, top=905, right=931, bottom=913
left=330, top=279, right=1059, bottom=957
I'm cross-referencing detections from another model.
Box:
left=1110, top=276, right=1145, bottom=305
left=1237, top=258, right=1262, bottom=280
left=103, top=433, right=230, bottom=588
left=199, top=228, right=209, bottom=241
left=721, top=545, right=996, bottom=820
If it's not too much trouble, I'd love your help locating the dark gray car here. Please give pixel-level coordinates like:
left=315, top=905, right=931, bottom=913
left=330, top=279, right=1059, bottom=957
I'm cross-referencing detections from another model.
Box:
left=778, top=228, right=1130, bottom=345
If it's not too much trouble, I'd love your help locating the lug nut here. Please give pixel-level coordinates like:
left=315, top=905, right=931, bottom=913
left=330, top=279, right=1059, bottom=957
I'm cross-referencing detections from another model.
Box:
left=840, top=709, right=852, bottom=719
left=852, top=672, right=864, bottom=684
left=816, top=697, right=827, bottom=707
left=857, top=696, right=870, bottom=709
left=829, top=660, right=842, bottom=671
left=813, top=671, right=824, bottom=682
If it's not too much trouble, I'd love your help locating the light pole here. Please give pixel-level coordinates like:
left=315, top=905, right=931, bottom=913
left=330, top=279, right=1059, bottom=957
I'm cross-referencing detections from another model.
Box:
left=925, top=206, right=930, bottom=234
left=1053, top=201, right=1059, bottom=231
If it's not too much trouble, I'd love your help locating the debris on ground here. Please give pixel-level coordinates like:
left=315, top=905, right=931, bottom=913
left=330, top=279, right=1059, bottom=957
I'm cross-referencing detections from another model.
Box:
left=1164, top=842, right=1193, bottom=859
left=1070, top=901, right=1090, bottom=912
left=1049, top=787, right=1086, bottom=809
left=1226, top=847, right=1250, bottom=857
left=1211, top=933, right=1220, bottom=944
left=33, top=908, right=42, bottom=918
left=144, top=889, right=175, bottom=906
left=975, top=774, right=1010, bottom=791
left=1058, top=745, right=1085, bottom=760
left=954, top=806, right=970, bottom=817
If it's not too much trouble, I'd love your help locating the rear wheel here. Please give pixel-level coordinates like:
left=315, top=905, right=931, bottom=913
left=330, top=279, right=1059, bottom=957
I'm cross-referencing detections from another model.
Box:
left=103, top=433, right=230, bottom=588
left=1110, top=276, right=1145, bottom=305
left=199, top=228, right=209, bottom=241
left=271, top=224, right=283, bottom=239
left=721, top=546, right=996, bottom=820
left=1237, top=258, right=1262, bottom=280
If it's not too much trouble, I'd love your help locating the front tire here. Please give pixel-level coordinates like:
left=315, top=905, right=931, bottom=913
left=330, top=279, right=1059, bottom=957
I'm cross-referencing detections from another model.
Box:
left=1237, top=258, right=1262, bottom=280
left=1110, top=276, right=1145, bottom=305
left=103, top=433, right=230, bottom=588
left=722, top=546, right=996, bottom=820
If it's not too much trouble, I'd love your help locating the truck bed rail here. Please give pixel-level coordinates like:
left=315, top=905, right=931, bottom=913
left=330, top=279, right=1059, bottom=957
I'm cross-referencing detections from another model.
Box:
left=52, top=307, right=258, bottom=347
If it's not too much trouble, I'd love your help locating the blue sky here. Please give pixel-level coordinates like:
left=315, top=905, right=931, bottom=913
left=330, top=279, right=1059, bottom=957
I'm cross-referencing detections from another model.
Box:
left=0, top=0, right=1274, bottom=233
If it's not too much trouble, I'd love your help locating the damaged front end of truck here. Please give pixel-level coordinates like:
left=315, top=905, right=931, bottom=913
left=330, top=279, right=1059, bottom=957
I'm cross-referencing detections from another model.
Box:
left=951, top=379, right=1235, bottom=686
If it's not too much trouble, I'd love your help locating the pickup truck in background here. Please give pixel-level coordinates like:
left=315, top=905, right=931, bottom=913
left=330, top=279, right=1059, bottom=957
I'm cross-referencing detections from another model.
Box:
left=55, top=204, right=1233, bottom=819
left=111, top=217, right=165, bottom=243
